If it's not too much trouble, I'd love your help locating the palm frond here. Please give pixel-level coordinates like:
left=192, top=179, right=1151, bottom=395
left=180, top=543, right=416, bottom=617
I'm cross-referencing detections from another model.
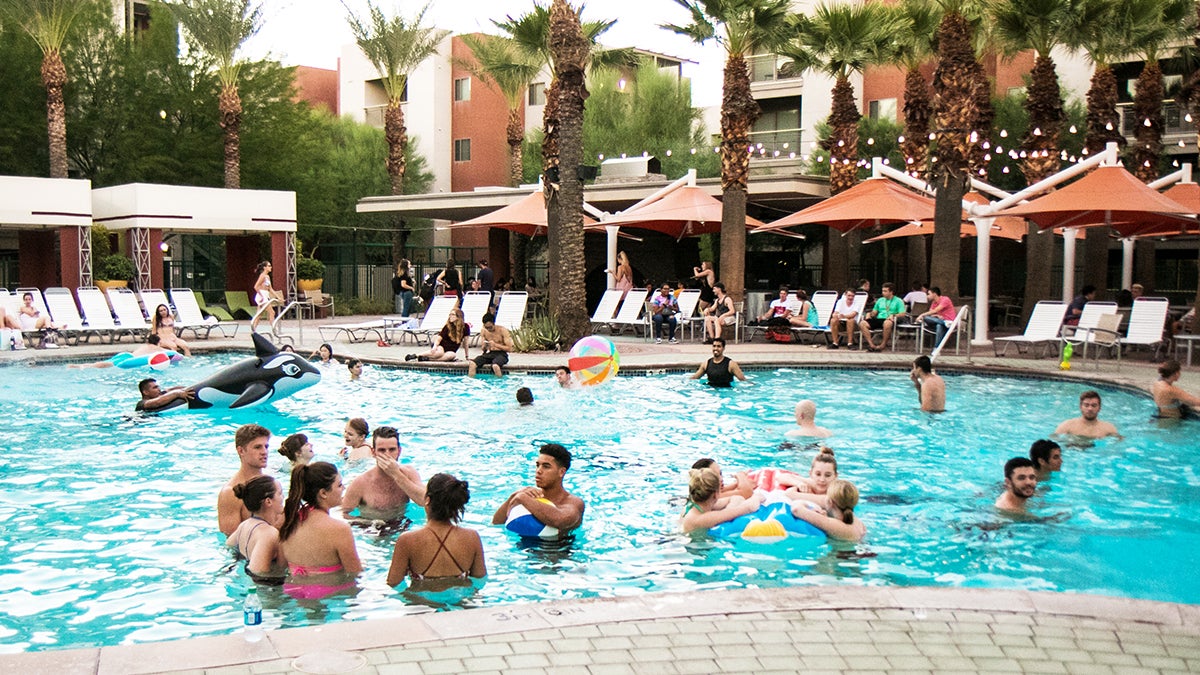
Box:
left=0, top=0, right=92, bottom=53
left=343, top=0, right=449, bottom=101
left=458, top=33, right=541, bottom=107
left=784, top=1, right=899, bottom=80
left=172, top=0, right=263, bottom=86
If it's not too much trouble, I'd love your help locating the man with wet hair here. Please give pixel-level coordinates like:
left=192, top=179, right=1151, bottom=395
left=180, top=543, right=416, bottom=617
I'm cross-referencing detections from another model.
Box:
left=1029, top=439, right=1063, bottom=479
left=135, top=376, right=194, bottom=412
left=342, top=425, right=425, bottom=523
left=995, top=457, right=1038, bottom=513
left=492, top=443, right=585, bottom=534
left=554, top=365, right=579, bottom=389
left=1054, top=390, right=1120, bottom=439
left=910, top=355, right=945, bottom=412
left=689, top=337, right=746, bottom=387
left=217, top=424, right=271, bottom=535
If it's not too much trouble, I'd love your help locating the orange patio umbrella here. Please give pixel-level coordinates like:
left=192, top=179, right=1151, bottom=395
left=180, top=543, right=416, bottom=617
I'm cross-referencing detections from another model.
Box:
left=864, top=192, right=1027, bottom=242
left=1132, top=182, right=1200, bottom=238
left=754, top=177, right=935, bottom=233
left=444, top=189, right=596, bottom=237
left=592, top=186, right=764, bottom=238
left=992, top=165, right=1195, bottom=236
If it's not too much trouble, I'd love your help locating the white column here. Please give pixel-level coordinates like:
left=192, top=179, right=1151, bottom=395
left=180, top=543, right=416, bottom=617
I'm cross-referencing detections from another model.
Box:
left=1121, top=238, right=1135, bottom=290
left=605, top=225, right=619, bottom=289
left=972, top=218, right=993, bottom=345
left=1062, top=230, right=1077, bottom=303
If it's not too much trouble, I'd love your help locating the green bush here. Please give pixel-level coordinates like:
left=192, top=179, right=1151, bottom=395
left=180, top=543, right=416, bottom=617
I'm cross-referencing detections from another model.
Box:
left=511, top=314, right=562, bottom=353
left=296, top=256, right=325, bottom=279
left=95, top=254, right=135, bottom=282
left=335, top=294, right=392, bottom=316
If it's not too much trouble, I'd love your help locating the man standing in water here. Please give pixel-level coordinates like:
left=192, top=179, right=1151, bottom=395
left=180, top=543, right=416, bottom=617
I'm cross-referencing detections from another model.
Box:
left=995, top=457, right=1038, bottom=513
left=342, top=426, right=425, bottom=523
left=1029, top=440, right=1063, bottom=479
left=689, top=337, right=746, bottom=387
left=910, top=355, right=945, bottom=412
left=217, top=424, right=271, bottom=535
left=493, top=443, right=585, bottom=535
left=1054, top=390, right=1120, bottom=439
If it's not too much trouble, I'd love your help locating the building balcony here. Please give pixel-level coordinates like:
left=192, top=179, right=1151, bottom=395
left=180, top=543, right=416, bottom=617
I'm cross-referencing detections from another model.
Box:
left=747, top=128, right=805, bottom=160
left=748, top=54, right=803, bottom=97
left=1117, top=101, right=1191, bottom=147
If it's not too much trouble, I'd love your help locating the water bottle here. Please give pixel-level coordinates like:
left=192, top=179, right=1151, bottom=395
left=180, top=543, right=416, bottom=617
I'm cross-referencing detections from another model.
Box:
left=242, top=587, right=264, bottom=642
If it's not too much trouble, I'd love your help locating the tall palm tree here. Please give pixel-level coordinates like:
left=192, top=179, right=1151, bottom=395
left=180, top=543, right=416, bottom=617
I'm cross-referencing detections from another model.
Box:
left=991, top=0, right=1074, bottom=308
left=0, top=0, right=92, bottom=178
left=1125, top=0, right=1194, bottom=182
left=890, top=0, right=940, bottom=182
left=459, top=34, right=542, bottom=187
left=782, top=1, right=898, bottom=291
left=172, top=0, right=263, bottom=189
left=664, top=0, right=792, bottom=302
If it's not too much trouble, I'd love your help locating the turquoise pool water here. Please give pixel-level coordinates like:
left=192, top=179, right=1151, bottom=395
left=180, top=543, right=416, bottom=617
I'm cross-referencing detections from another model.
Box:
left=0, top=355, right=1197, bottom=652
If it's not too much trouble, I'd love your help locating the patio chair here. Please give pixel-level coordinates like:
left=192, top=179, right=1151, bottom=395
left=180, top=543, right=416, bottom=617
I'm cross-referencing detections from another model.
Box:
left=194, top=292, right=235, bottom=322
left=589, top=289, right=624, bottom=331
left=317, top=318, right=390, bottom=343
left=172, top=288, right=239, bottom=338
left=105, top=287, right=152, bottom=339
left=1075, top=312, right=1124, bottom=370
left=76, top=287, right=128, bottom=343
left=891, top=301, right=928, bottom=351
left=300, top=290, right=335, bottom=319
left=675, top=289, right=702, bottom=341
left=1058, top=301, right=1118, bottom=361
left=494, top=291, right=528, bottom=331
left=138, top=288, right=172, bottom=326
left=993, top=301, right=1068, bottom=357
left=1116, top=296, right=1171, bottom=359
left=460, top=291, right=492, bottom=336
left=930, top=305, right=970, bottom=361
left=41, top=287, right=87, bottom=345
left=607, top=288, right=651, bottom=337
left=791, top=290, right=838, bottom=343
left=745, top=291, right=804, bottom=342
left=15, top=287, right=51, bottom=322
left=224, top=291, right=256, bottom=320
left=383, top=294, right=459, bottom=345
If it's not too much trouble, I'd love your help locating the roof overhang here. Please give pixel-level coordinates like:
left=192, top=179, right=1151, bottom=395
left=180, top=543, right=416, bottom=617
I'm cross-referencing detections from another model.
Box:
left=0, top=176, right=93, bottom=229
left=92, top=183, right=297, bottom=234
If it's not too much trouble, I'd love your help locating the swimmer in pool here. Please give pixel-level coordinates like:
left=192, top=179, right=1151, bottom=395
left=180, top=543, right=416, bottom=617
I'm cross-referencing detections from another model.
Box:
left=278, top=433, right=315, bottom=473
left=910, top=355, right=945, bottom=412
left=492, top=443, right=585, bottom=535
left=691, top=458, right=754, bottom=500
left=1029, top=439, right=1062, bottom=480
left=789, top=479, right=866, bottom=542
left=1151, top=360, right=1200, bottom=419
left=341, top=426, right=424, bottom=523
left=386, top=473, right=487, bottom=587
left=688, top=337, right=746, bottom=387
left=347, top=358, right=363, bottom=381
left=1054, top=390, right=1120, bottom=439
left=135, top=377, right=194, bottom=412
left=680, top=466, right=764, bottom=534
left=225, top=475, right=286, bottom=580
left=786, top=400, right=832, bottom=438
left=554, top=365, right=580, bottom=389
left=73, top=334, right=171, bottom=369
left=339, top=417, right=373, bottom=461
left=784, top=448, right=838, bottom=506
left=994, top=457, right=1038, bottom=514
left=279, top=462, right=362, bottom=596
left=217, top=424, right=271, bottom=535
left=309, top=343, right=338, bottom=365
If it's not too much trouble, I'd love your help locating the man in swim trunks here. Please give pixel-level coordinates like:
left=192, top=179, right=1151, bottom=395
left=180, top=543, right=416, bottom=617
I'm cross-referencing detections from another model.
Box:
left=1054, top=390, right=1120, bottom=439
left=217, top=424, right=271, bottom=535
left=786, top=400, right=832, bottom=438
left=995, top=457, right=1038, bottom=514
left=468, top=312, right=514, bottom=378
left=1029, top=439, right=1062, bottom=479
left=135, top=377, right=194, bottom=412
left=341, top=426, right=425, bottom=523
left=689, top=337, right=746, bottom=387
left=492, top=443, right=585, bottom=534
left=910, top=355, right=945, bottom=412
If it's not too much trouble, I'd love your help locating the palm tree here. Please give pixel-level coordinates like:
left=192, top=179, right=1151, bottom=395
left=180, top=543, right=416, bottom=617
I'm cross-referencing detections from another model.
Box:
left=890, top=0, right=940, bottom=182
left=171, top=0, right=264, bottom=190
left=0, top=0, right=92, bottom=178
left=1124, top=0, right=1195, bottom=182
left=991, top=0, right=1074, bottom=309
left=782, top=1, right=898, bottom=291
left=459, top=35, right=542, bottom=187
left=664, top=0, right=792, bottom=302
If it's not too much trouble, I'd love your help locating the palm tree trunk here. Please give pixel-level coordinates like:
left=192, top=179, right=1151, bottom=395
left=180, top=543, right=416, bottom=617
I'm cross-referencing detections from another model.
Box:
left=385, top=97, right=407, bottom=259
left=547, top=0, right=589, bottom=347
left=1085, top=64, right=1123, bottom=154
left=719, top=53, right=757, bottom=303
left=43, top=50, right=69, bottom=179
left=1132, top=62, right=1164, bottom=296
left=826, top=75, right=860, bottom=290
left=902, top=67, right=931, bottom=180
left=218, top=84, right=241, bottom=189
left=507, top=107, right=524, bottom=187
left=931, top=10, right=975, bottom=299
left=1022, top=54, right=1069, bottom=309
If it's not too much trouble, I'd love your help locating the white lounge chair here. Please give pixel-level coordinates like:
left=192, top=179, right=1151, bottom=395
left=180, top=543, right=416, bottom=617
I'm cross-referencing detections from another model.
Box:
left=791, top=290, right=838, bottom=343
left=139, top=289, right=172, bottom=322
left=1058, top=301, right=1118, bottom=361
left=607, top=288, right=651, bottom=337
left=384, top=294, right=458, bottom=345
left=76, top=287, right=126, bottom=343
left=1110, top=296, right=1171, bottom=361
left=460, top=291, right=492, bottom=336
left=993, top=300, right=1068, bottom=357
left=494, top=291, right=528, bottom=331
left=675, top=289, right=702, bottom=340
left=40, top=287, right=87, bottom=345
left=106, top=287, right=152, bottom=339
left=589, top=289, right=624, bottom=331
left=318, top=319, right=388, bottom=343
left=930, top=305, right=970, bottom=360
left=171, top=288, right=239, bottom=338
left=746, top=291, right=807, bottom=342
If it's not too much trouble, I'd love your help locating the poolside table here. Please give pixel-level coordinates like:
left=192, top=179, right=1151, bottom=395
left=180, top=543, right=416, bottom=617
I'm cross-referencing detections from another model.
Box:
left=1176, top=333, right=1200, bottom=367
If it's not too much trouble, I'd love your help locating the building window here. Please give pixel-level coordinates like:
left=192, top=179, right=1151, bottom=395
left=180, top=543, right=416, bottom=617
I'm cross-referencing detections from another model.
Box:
left=528, top=82, right=546, bottom=106
left=868, top=98, right=898, bottom=121
left=454, top=138, right=471, bottom=162
left=454, top=77, right=470, bottom=101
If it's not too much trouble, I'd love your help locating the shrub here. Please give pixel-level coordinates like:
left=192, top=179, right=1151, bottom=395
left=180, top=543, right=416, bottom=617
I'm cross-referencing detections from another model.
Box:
left=511, top=314, right=562, bottom=352
left=95, top=254, right=136, bottom=282
left=296, top=256, right=325, bottom=279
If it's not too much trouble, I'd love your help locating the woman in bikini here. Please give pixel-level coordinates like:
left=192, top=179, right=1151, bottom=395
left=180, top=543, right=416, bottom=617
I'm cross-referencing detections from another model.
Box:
left=251, top=261, right=283, bottom=332
left=386, top=473, right=487, bottom=587
left=680, top=466, right=763, bottom=534
left=1151, top=360, right=1200, bottom=419
left=606, top=251, right=634, bottom=297
left=278, top=462, right=361, bottom=598
left=790, top=479, right=867, bottom=542
left=339, top=418, right=372, bottom=461
left=225, top=476, right=286, bottom=581
left=151, top=304, right=191, bottom=356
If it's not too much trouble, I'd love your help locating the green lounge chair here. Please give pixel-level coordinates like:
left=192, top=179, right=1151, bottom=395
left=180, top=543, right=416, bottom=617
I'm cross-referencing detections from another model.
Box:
left=225, top=291, right=256, bottom=320
left=195, top=291, right=234, bottom=322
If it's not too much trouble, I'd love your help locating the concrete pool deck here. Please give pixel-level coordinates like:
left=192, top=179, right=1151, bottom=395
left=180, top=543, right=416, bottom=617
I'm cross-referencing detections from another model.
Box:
left=2, top=315, right=1198, bottom=673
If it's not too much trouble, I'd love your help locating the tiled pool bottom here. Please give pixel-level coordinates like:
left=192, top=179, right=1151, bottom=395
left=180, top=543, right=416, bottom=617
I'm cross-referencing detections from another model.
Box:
left=4, top=587, right=1197, bottom=675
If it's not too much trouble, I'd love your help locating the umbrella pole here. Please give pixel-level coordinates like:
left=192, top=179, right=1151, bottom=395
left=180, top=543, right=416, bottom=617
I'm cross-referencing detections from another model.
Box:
left=972, top=217, right=993, bottom=346
left=606, top=225, right=619, bottom=289
left=1062, top=229, right=1078, bottom=303
left=1121, top=239, right=1135, bottom=290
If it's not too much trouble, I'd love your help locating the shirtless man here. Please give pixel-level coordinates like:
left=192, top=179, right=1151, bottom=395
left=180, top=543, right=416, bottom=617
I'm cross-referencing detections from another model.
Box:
left=468, top=312, right=515, bottom=377
left=995, top=457, right=1038, bottom=514
left=1029, top=439, right=1062, bottom=479
left=554, top=365, right=580, bottom=389
left=135, top=377, right=195, bottom=412
left=217, top=424, right=271, bottom=535
left=689, top=337, right=746, bottom=387
left=492, top=443, right=585, bottom=535
left=1054, top=390, right=1120, bottom=439
left=910, top=355, right=945, bottom=412
left=73, top=334, right=171, bottom=369
left=341, top=426, right=425, bottom=522
left=787, top=400, right=832, bottom=438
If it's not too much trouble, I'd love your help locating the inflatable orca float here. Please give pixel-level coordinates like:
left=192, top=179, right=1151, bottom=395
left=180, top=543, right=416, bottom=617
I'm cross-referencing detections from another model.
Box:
left=159, top=333, right=321, bottom=411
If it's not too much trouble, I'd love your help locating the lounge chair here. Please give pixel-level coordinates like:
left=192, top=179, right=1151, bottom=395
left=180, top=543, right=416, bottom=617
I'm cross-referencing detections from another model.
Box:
left=675, top=289, right=703, bottom=341
left=993, top=300, right=1068, bottom=357
left=494, top=291, right=528, bottom=331
left=1073, top=313, right=1124, bottom=370
left=225, top=291, right=256, bottom=320
left=317, top=319, right=389, bottom=343
left=746, top=291, right=806, bottom=342
left=589, top=289, right=624, bottom=331
left=105, top=287, right=152, bottom=339
left=76, top=287, right=129, bottom=343
left=929, top=305, right=970, bottom=360
left=607, top=288, right=651, bottom=337
left=1058, top=301, right=1118, bottom=361
left=460, top=291, right=492, bottom=336
left=194, top=292, right=235, bottom=322
left=172, top=288, right=239, bottom=338
left=41, top=287, right=87, bottom=345
left=791, top=290, right=838, bottom=343
left=384, top=294, right=459, bottom=345
left=1112, top=296, right=1171, bottom=360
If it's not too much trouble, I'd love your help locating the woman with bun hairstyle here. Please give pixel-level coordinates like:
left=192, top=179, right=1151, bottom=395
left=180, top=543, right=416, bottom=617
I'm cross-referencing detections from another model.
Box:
left=680, top=467, right=763, bottom=534
left=790, top=479, right=866, bottom=542
left=278, top=462, right=361, bottom=598
left=225, top=476, right=287, bottom=580
left=278, top=433, right=315, bottom=473
left=784, top=449, right=839, bottom=505
left=387, top=473, right=487, bottom=587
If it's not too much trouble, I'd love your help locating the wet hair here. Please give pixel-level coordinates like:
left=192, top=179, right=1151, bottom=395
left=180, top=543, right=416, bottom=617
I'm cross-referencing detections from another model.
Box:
left=882, top=282, right=896, bottom=293
left=345, top=417, right=368, bottom=438
left=712, top=337, right=726, bottom=348
left=1158, top=360, right=1182, bottom=378
left=540, top=443, right=571, bottom=470
left=1079, top=390, right=1101, bottom=404
left=373, top=425, right=399, bottom=445
left=1004, top=456, right=1036, bottom=480
left=691, top=457, right=716, bottom=470
left=913, top=355, right=933, bottom=374
left=138, top=378, right=157, bottom=396
left=146, top=334, right=161, bottom=345
left=233, top=476, right=279, bottom=512
left=555, top=365, right=570, bottom=376
left=1029, top=439, right=1060, bottom=467
left=280, top=344, right=295, bottom=352
left=318, top=343, right=334, bottom=359
left=255, top=261, right=270, bottom=274
left=483, top=312, right=496, bottom=324
left=235, top=423, right=270, bottom=449
left=1080, top=284, right=1096, bottom=296
left=516, top=387, right=534, bottom=406
left=688, top=467, right=721, bottom=503
left=426, top=473, right=470, bottom=522
left=826, top=480, right=859, bottom=524
left=346, top=358, right=362, bottom=371
left=278, top=433, right=309, bottom=460
left=279, top=462, right=339, bottom=541
left=812, top=448, right=837, bottom=473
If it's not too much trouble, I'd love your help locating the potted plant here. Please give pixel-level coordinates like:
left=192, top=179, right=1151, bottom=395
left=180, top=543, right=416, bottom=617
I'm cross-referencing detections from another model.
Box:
left=94, top=254, right=136, bottom=293
left=296, top=256, right=325, bottom=292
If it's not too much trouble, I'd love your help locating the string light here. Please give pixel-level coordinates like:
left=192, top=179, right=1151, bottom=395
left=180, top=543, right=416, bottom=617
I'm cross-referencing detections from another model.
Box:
left=897, top=134, right=906, bottom=143
left=690, top=148, right=697, bottom=154
left=866, top=137, right=874, bottom=145
left=984, top=153, right=991, bottom=161
left=621, top=152, right=627, bottom=158
left=1061, top=150, right=1068, bottom=160
left=996, top=145, right=1004, bottom=153
left=1186, top=113, right=1194, bottom=122
left=1069, top=125, right=1077, bottom=133
left=928, top=132, right=936, bottom=140
left=782, top=142, right=789, bottom=149
left=882, top=158, right=889, bottom=165
left=1032, top=127, right=1042, bottom=136
left=1105, top=122, right=1113, bottom=131
left=999, top=129, right=1008, bottom=138
left=1002, top=166, right=1010, bottom=173
left=837, top=139, right=845, bottom=147
left=981, top=141, right=991, bottom=150
left=1172, top=159, right=1180, bottom=167
left=1081, top=147, right=1089, bottom=155
left=598, top=153, right=604, bottom=160
left=665, top=149, right=672, bottom=156
left=788, top=152, right=796, bottom=159
left=1143, top=118, right=1152, bottom=127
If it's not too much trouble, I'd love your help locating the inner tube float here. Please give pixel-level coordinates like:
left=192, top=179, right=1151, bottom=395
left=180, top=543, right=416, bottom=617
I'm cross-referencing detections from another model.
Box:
left=111, top=350, right=181, bottom=370
left=745, top=467, right=803, bottom=492
left=505, top=499, right=559, bottom=539
left=158, top=333, right=321, bottom=411
left=709, top=496, right=823, bottom=543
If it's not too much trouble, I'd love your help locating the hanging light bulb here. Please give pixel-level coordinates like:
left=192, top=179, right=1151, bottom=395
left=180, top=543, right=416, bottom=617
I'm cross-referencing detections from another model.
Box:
left=621, top=152, right=627, bottom=158
left=1105, top=122, right=1113, bottom=131
left=756, top=143, right=763, bottom=149
left=773, top=150, right=780, bottom=157
left=984, top=153, right=992, bottom=161
left=969, top=130, right=979, bottom=143
left=981, top=141, right=991, bottom=150
left=1069, top=125, right=1078, bottom=133
left=867, top=137, right=875, bottom=145
left=928, top=132, right=936, bottom=140
left=1180, top=140, right=1187, bottom=147
left=999, top=129, right=1008, bottom=138
left=1186, top=113, right=1194, bottom=123
left=930, top=156, right=937, bottom=163
left=788, top=152, right=796, bottom=159
left=598, top=153, right=605, bottom=160
left=665, top=149, right=672, bottom=156
left=1144, top=160, right=1152, bottom=167
left=690, top=148, right=697, bottom=154
left=1061, top=150, right=1068, bottom=160
left=1173, top=159, right=1180, bottom=167
left=816, top=155, right=824, bottom=163
left=1143, top=118, right=1152, bottom=127
left=837, top=139, right=845, bottom=147
left=1019, top=150, right=1027, bottom=158
left=1009, top=150, right=1018, bottom=159
left=714, top=147, right=719, bottom=153
left=978, top=168, right=986, bottom=175
left=906, top=156, right=914, bottom=164
left=1002, top=166, right=1010, bottom=174
left=897, top=134, right=906, bottom=143
left=1033, top=127, right=1042, bottom=136
left=1069, top=156, right=1077, bottom=162
left=882, top=158, right=889, bottom=165
left=782, top=142, right=789, bottom=149
left=996, top=145, right=1004, bottom=153
left=642, top=151, right=649, bottom=157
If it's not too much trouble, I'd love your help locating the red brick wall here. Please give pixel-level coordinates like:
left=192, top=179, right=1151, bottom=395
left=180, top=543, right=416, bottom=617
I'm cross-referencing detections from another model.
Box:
left=294, top=66, right=339, bottom=114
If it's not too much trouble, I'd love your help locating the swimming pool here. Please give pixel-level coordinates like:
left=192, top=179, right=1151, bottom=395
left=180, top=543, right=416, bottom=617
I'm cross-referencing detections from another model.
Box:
left=0, top=355, right=1196, bottom=652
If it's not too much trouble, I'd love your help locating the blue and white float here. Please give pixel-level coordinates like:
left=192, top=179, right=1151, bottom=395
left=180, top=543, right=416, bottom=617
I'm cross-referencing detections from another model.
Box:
left=709, top=495, right=823, bottom=543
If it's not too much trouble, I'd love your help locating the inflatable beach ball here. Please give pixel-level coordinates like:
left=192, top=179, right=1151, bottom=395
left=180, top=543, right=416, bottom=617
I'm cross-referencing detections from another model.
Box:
left=505, top=499, right=559, bottom=538
left=567, top=336, right=620, bottom=386
left=148, top=352, right=173, bottom=371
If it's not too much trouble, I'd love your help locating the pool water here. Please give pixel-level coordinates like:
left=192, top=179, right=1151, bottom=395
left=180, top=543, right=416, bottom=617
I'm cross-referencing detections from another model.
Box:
left=0, top=355, right=1197, bottom=652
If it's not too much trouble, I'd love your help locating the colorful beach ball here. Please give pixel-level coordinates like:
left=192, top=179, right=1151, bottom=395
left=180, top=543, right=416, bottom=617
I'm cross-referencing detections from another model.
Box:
left=148, top=352, right=173, bottom=371
left=568, top=336, right=620, bottom=386
left=505, top=499, right=559, bottom=538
